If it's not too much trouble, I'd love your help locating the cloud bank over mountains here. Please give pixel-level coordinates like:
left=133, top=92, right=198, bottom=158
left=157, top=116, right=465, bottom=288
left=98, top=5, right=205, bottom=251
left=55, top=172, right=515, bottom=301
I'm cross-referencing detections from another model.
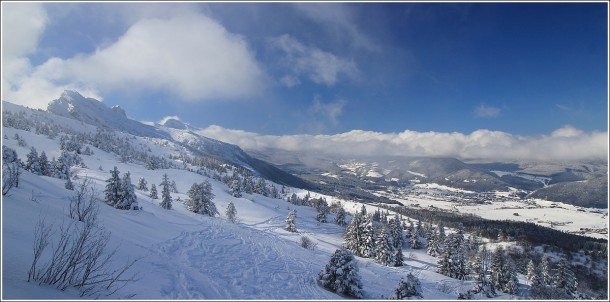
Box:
left=199, top=124, right=607, bottom=162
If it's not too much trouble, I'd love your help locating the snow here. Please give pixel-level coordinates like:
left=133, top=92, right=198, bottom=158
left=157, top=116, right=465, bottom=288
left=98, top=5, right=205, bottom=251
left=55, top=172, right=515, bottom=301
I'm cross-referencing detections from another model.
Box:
left=490, top=170, right=551, bottom=186
left=2, top=100, right=604, bottom=300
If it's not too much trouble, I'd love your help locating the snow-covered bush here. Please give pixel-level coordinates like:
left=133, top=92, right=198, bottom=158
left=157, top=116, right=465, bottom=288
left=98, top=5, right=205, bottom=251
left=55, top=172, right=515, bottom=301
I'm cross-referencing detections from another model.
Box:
left=285, top=210, right=297, bottom=232
left=393, top=273, right=423, bottom=299
left=318, top=249, right=363, bottom=299
left=300, top=236, right=317, bottom=250
left=225, top=202, right=237, bottom=223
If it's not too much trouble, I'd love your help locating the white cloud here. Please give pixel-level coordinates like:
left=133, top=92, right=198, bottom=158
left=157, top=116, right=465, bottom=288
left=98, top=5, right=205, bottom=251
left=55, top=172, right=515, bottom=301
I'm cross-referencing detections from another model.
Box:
left=292, top=3, right=378, bottom=52
left=270, top=34, right=359, bottom=87
left=551, top=124, right=584, bottom=138
left=474, top=104, right=500, bottom=118
left=3, top=9, right=265, bottom=109
left=309, top=97, right=346, bottom=127
left=198, top=125, right=608, bottom=162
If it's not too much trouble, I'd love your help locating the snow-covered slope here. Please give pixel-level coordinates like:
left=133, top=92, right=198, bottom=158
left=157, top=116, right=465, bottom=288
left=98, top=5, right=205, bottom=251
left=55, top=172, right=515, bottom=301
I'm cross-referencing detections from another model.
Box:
left=2, top=116, right=511, bottom=300
left=41, top=90, right=311, bottom=189
left=48, top=90, right=169, bottom=139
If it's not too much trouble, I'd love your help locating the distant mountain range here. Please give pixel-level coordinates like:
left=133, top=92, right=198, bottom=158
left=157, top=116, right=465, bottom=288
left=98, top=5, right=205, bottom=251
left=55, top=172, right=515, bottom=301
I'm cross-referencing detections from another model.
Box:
left=10, top=90, right=608, bottom=209
left=45, top=90, right=312, bottom=189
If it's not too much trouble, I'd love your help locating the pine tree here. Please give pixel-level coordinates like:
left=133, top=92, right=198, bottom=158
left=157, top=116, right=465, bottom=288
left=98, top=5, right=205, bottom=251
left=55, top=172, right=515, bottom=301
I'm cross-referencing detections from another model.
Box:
left=359, top=214, right=375, bottom=258
left=344, top=213, right=363, bottom=256
left=490, top=246, right=506, bottom=292
left=149, top=183, right=158, bottom=199
left=318, top=249, right=363, bottom=299
left=394, top=246, right=404, bottom=267
left=452, top=225, right=467, bottom=280
left=118, top=172, right=137, bottom=210
left=25, top=147, right=41, bottom=174
left=335, top=207, right=347, bottom=226
left=504, top=258, right=520, bottom=295
left=65, top=177, right=74, bottom=190
left=472, top=245, right=495, bottom=298
left=427, top=228, right=439, bottom=257
left=388, top=214, right=404, bottom=249
left=285, top=209, right=297, bottom=232
left=160, top=173, right=172, bottom=209
left=104, top=167, right=122, bottom=207
left=170, top=180, right=178, bottom=193
left=186, top=180, right=217, bottom=216
left=393, top=273, right=423, bottom=299
left=137, top=177, right=148, bottom=191
left=360, top=205, right=367, bottom=216
left=554, top=258, right=578, bottom=298
left=226, top=201, right=237, bottom=223
left=230, top=178, right=242, bottom=197
left=526, top=259, right=537, bottom=285
left=315, top=199, right=329, bottom=223
left=437, top=236, right=452, bottom=277
left=375, top=226, right=394, bottom=266
left=541, top=255, right=553, bottom=286
left=39, top=151, right=49, bottom=176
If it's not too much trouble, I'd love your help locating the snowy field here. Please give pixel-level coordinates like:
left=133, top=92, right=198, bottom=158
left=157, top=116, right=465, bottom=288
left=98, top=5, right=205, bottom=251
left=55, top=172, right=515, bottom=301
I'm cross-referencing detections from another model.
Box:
left=373, top=183, right=608, bottom=240
left=2, top=125, right=526, bottom=300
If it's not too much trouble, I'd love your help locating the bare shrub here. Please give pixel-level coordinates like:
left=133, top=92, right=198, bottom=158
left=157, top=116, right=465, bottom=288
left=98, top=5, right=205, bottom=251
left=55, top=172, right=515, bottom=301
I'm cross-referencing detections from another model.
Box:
left=29, top=184, right=139, bottom=297
left=69, top=177, right=99, bottom=223
left=300, top=236, right=318, bottom=250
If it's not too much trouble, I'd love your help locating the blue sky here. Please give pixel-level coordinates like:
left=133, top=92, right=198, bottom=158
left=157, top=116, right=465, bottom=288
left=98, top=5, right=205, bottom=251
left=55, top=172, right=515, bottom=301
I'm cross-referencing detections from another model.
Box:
left=2, top=2, right=608, bottom=138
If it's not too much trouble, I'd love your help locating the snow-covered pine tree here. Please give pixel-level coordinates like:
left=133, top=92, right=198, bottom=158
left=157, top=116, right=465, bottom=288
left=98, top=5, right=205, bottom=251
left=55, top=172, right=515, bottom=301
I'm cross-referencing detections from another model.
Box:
left=374, top=226, right=395, bottom=266
left=149, top=184, right=158, bottom=199
left=409, top=226, right=423, bottom=249
left=388, top=214, right=404, bottom=249
left=160, top=173, right=172, bottom=209
left=526, top=259, right=537, bottom=285
left=335, top=207, right=347, bottom=226
left=186, top=180, right=217, bottom=216
left=360, top=204, right=367, bottom=216
left=315, top=199, right=329, bottom=223
left=170, top=180, right=178, bottom=193
left=117, top=172, right=137, bottom=210
left=437, top=236, right=452, bottom=277
left=451, top=225, right=467, bottom=280
left=344, top=213, right=363, bottom=256
left=39, top=151, right=49, bottom=176
left=359, top=214, right=375, bottom=258
left=394, top=245, right=404, bottom=267
left=318, top=249, right=363, bottom=299
left=503, top=258, right=520, bottom=295
left=65, top=177, right=74, bottom=190
left=25, top=147, right=41, bottom=175
left=489, top=246, right=506, bottom=292
left=254, top=178, right=269, bottom=196
left=554, top=258, right=578, bottom=298
left=472, top=245, right=495, bottom=298
left=285, top=209, right=297, bottom=232
left=426, top=227, right=439, bottom=257
left=541, top=255, right=553, bottom=286
left=226, top=201, right=237, bottom=223
left=229, top=178, right=242, bottom=197
left=137, top=177, right=148, bottom=191
left=104, top=166, right=122, bottom=207
left=393, top=273, right=423, bottom=299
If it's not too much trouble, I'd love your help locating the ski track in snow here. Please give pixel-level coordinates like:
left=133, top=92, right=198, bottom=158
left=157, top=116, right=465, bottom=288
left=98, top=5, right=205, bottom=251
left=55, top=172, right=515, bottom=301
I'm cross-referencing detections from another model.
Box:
left=150, top=219, right=327, bottom=299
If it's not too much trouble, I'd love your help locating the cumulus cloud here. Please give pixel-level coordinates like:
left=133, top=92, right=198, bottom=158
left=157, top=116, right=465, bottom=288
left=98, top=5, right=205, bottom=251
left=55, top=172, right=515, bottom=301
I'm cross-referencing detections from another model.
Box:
left=474, top=104, right=500, bottom=118
left=269, top=34, right=359, bottom=87
left=3, top=8, right=265, bottom=109
left=198, top=125, right=607, bottom=162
